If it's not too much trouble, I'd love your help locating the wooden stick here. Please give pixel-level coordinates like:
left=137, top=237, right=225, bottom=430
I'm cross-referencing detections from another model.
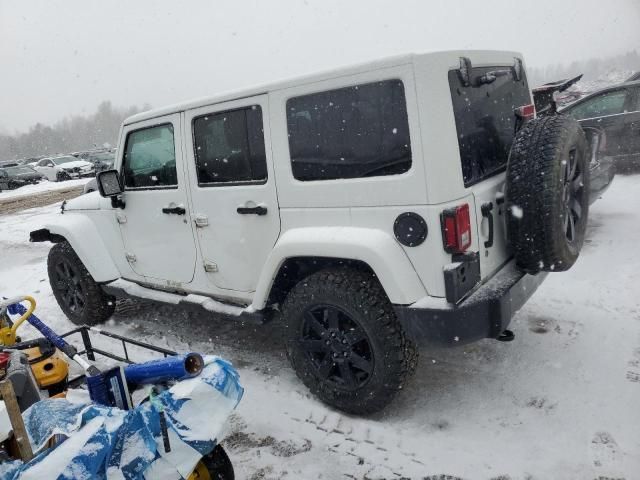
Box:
left=0, top=380, right=33, bottom=461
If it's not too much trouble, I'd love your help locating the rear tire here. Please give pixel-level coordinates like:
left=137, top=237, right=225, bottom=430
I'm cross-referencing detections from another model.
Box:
left=506, top=115, right=590, bottom=273
left=48, top=241, right=115, bottom=325
left=283, top=268, right=417, bottom=415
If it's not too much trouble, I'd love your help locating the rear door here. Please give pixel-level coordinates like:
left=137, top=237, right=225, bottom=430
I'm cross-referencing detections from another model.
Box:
left=184, top=95, right=281, bottom=293
left=117, top=114, right=197, bottom=286
left=448, top=64, right=532, bottom=278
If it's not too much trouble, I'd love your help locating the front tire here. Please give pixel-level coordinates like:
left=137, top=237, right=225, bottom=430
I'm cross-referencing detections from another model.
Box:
left=55, top=170, right=71, bottom=182
left=283, top=268, right=417, bottom=415
left=48, top=241, right=115, bottom=325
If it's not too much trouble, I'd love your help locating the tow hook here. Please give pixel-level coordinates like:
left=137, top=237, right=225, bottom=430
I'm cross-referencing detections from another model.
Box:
left=497, top=329, right=515, bottom=342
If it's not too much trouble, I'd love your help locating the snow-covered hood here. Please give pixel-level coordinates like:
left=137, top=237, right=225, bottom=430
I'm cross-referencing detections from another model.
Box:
left=63, top=191, right=101, bottom=210
left=56, top=160, right=93, bottom=170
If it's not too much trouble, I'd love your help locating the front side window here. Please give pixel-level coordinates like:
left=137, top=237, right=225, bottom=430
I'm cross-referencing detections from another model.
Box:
left=192, top=106, right=267, bottom=185
left=123, top=124, right=177, bottom=189
left=286, top=80, right=412, bottom=181
left=566, top=90, right=628, bottom=120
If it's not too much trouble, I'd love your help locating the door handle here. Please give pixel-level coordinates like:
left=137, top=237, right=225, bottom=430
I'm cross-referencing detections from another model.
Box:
left=237, top=205, right=267, bottom=216
left=162, top=205, right=186, bottom=215
left=481, top=202, right=494, bottom=248
left=237, top=205, right=267, bottom=215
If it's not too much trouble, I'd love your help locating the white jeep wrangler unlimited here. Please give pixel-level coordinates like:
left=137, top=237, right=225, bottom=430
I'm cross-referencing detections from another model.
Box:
left=31, top=51, right=590, bottom=414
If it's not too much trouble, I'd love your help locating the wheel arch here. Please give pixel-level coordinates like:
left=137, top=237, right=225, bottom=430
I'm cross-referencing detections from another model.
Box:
left=251, top=227, right=428, bottom=310
left=30, top=215, right=120, bottom=283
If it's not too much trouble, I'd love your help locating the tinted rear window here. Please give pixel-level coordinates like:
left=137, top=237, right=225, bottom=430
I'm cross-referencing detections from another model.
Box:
left=449, top=67, right=530, bottom=187
left=193, top=106, right=267, bottom=185
left=286, top=80, right=411, bottom=181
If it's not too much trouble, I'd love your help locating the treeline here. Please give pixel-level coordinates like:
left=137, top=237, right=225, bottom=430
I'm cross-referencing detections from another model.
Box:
left=0, top=101, right=150, bottom=161
left=528, top=50, right=640, bottom=86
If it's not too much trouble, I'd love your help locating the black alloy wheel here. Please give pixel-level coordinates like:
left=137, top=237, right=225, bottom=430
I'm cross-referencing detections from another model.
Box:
left=47, top=241, right=115, bottom=325
left=562, top=148, right=585, bottom=245
left=52, top=258, right=87, bottom=314
left=283, top=267, right=417, bottom=415
left=299, top=304, right=374, bottom=391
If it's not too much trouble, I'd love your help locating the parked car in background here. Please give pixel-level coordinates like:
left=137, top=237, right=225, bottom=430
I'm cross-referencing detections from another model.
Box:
left=0, top=161, right=20, bottom=168
left=33, top=155, right=95, bottom=181
left=0, top=164, right=44, bottom=191
left=24, top=156, right=46, bottom=166
left=73, top=150, right=115, bottom=173
left=532, top=75, right=616, bottom=200
left=561, top=80, right=640, bottom=172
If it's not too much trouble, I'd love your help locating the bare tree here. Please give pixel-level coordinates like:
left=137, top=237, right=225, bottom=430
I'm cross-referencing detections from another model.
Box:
left=0, top=101, right=150, bottom=160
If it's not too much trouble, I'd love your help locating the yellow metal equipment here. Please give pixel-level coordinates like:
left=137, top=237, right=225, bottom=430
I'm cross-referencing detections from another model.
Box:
left=0, top=296, right=69, bottom=394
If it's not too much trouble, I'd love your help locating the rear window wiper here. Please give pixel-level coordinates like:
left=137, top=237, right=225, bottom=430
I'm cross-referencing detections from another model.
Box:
left=476, top=69, right=511, bottom=85
left=457, top=56, right=523, bottom=87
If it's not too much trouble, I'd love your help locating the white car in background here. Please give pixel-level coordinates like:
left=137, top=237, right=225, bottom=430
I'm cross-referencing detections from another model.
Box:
left=33, top=155, right=95, bottom=182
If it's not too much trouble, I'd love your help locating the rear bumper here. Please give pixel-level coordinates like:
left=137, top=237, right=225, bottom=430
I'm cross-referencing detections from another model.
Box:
left=394, top=260, right=547, bottom=346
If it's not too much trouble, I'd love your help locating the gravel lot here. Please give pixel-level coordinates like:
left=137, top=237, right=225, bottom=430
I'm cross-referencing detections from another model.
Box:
left=0, top=184, right=85, bottom=216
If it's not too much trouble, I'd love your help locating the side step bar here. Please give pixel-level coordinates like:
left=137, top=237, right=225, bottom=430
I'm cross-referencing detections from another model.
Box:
left=101, top=278, right=269, bottom=324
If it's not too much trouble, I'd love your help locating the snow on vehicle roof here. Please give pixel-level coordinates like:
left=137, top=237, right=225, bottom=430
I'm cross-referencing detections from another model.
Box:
left=124, top=50, right=523, bottom=126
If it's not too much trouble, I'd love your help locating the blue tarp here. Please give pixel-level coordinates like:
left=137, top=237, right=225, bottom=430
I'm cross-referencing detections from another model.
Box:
left=0, top=356, right=243, bottom=480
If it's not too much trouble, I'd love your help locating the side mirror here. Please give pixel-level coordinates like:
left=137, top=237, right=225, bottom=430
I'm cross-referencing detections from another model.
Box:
left=97, top=169, right=125, bottom=208
left=97, top=169, right=122, bottom=197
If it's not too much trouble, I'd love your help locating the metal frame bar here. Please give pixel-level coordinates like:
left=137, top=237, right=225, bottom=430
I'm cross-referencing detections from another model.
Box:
left=61, top=325, right=177, bottom=363
left=62, top=325, right=178, bottom=389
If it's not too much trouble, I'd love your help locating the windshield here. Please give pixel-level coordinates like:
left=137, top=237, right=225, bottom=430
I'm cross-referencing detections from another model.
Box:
left=52, top=156, right=79, bottom=165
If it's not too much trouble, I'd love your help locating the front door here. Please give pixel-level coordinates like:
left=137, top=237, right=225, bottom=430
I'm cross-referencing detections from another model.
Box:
left=573, top=87, right=635, bottom=160
left=117, top=113, right=197, bottom=286
left=35, top=158, right=56, bottom=181
left=621, top=86, right=640, bottom=158
left=184, top=95, right=281, bottom=292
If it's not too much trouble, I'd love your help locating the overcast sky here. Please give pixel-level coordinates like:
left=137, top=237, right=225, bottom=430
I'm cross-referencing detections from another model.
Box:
left=1, top=0, right=639, bottom=133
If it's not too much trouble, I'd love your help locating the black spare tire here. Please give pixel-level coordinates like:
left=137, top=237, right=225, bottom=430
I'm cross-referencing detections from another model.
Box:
left=506, top=115, right=590, bottom=274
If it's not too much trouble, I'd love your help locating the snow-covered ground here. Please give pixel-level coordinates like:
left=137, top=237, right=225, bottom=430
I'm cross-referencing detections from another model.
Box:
left=0, top=176, right=639, bottom=479
left=0, top=178, right=91, bottom=201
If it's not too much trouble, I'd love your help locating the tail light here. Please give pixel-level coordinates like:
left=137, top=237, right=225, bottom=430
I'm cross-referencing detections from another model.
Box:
left=515, top=103, right=536, bottom=120
left=441, top=204, right=472, bottom=253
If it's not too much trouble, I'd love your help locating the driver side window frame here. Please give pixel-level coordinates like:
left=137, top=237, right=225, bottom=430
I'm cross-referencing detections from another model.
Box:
left=121, top=122, right=179, bottom=191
